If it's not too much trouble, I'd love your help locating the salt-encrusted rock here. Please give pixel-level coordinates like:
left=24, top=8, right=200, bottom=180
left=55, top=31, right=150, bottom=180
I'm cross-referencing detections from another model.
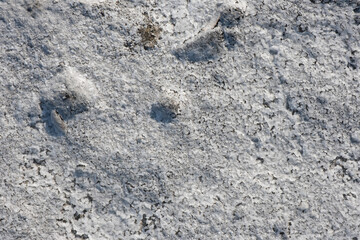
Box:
left=64, top=67, right=99, bottom=107
left=350, top=130, right=360, bottom=144
left=1, top=0, right=360, bottom=239
left=50, top=110, right=67, bottom=135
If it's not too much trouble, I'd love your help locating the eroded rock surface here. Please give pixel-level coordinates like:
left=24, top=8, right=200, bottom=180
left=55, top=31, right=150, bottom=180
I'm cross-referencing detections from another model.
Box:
left=0, top=0, right=359, bottom=239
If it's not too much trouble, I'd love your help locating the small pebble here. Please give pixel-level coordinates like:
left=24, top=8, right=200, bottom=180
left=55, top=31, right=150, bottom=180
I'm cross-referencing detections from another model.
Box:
left=50, top=110, right=67, bottom=134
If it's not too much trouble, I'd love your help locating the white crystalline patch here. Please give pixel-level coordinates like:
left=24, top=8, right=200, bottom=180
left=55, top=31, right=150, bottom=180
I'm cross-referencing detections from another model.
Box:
left=65, top=67, right=98, bottom=104
left=78, top=0, right=107, bottom=4
left=224, top=0, right=247, bottom=11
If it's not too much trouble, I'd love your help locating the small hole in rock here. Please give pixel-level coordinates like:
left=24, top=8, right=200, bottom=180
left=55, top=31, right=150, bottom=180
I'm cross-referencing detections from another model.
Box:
left=150, top=103, right=177, bottom=123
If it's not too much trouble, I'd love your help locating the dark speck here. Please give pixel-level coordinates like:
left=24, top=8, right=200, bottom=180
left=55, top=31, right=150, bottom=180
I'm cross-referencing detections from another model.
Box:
left=256, top=157, right=265, bottom=164
left=269, top=48, right=278, bottom=55
left=81, top=234, right=89, bottom=239
left=298, top=24, right=308, bottom=33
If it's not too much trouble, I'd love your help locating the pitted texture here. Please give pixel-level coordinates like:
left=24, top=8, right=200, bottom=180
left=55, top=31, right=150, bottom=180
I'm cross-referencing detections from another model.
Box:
left=0, top=0, right=359, bottom=239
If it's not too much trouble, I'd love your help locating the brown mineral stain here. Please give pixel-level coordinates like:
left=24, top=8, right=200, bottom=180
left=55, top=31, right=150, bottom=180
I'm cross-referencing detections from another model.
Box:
left=138, top=14, right=161, bottom=50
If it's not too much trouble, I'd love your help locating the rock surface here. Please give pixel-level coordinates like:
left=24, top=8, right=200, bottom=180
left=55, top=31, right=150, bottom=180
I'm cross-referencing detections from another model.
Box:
left=0, top=0, right=359, bottom=239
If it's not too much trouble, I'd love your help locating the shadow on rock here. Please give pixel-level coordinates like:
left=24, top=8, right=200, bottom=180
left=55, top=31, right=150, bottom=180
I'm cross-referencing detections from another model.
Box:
left=219, top=8, right=245, bottom=28
left=40, top=91, right=89, bottom=136
left=174, top=31, right=223, bottom=62
left=150, top=103, right=178, bottom=124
